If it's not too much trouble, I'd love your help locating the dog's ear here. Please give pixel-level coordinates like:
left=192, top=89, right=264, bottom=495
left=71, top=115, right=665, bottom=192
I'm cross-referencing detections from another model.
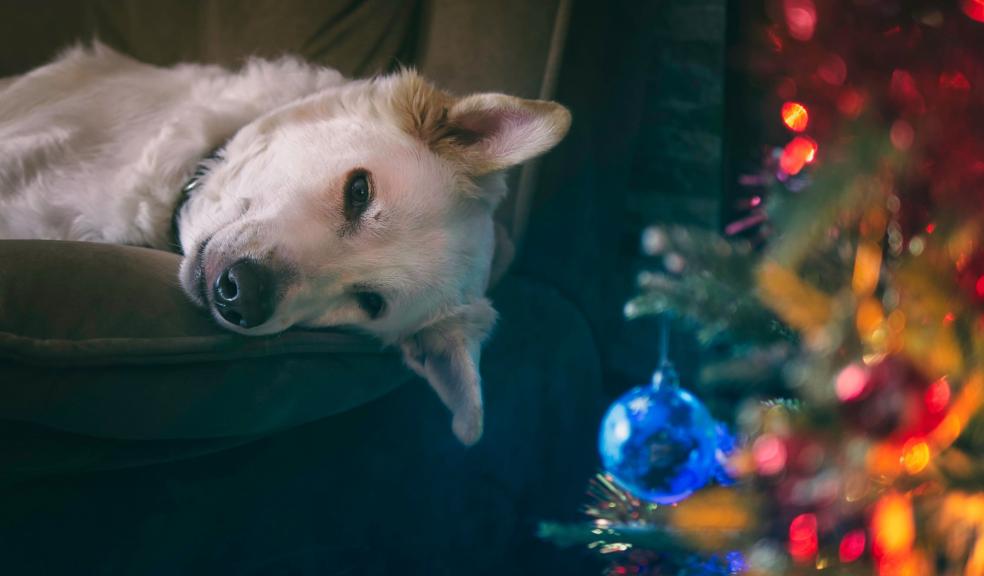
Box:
left=390, top=71, right=571, bottom=175
left=443, top=93, right=572, bottom=174
left=399, top=299, right=497, bottom=445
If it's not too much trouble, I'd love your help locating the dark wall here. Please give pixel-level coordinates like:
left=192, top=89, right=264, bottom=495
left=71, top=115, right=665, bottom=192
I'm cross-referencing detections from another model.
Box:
left=517, top=0, right=729, bottom=394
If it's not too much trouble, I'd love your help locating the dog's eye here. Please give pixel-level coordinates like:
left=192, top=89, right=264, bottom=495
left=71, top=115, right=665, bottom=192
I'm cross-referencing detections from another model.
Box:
left=344, top=170, right=373, bottom=221
left=355, top=291, right=386, bottom=319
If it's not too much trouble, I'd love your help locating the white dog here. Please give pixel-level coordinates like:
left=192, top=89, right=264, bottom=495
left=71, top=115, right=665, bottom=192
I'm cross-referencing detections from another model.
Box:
left=0, top=44, right=570, bottom=444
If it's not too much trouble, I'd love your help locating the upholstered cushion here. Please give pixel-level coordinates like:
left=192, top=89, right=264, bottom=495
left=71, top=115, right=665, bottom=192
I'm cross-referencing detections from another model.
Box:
left=0, top=240, right=409, bottom=440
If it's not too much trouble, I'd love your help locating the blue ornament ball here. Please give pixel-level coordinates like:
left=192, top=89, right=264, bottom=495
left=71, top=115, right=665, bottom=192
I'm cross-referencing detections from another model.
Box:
left=598, top=370, right=719, bottom=504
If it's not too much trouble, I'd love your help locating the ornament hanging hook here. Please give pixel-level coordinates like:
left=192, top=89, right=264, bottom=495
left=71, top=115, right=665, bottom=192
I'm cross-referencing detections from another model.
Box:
left=653, top=314, right=679, bottom=389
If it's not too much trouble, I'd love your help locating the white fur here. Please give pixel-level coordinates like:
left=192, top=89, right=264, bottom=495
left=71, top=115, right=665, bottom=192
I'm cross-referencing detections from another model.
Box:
left=0, top=44, right=570, bottom=444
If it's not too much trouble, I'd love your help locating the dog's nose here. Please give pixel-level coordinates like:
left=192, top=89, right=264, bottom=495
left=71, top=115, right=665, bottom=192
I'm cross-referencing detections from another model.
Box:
left=213, top=260, right=276, bottom=328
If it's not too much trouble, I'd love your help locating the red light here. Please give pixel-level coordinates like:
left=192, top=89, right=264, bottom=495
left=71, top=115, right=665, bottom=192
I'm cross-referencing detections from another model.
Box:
left=925, top=223, right=936, bottom=234
left=839, top=529, right=867, bottom=563
left=940, top=71, right=971, bottom=91
left=818, top=54, right=847, bottom=86
left=789, top=513, right=819, bottom=563
left=925, top=378, right=951, bottom=413
left=836, top=364, right=868, bottom=401
left=784, top=0, right=817, bottom=41
left=890, top=120, right=915, bottom=151
left=753, top=434, right=787, bottom=475
left=780, top=136, right=818, bottom=175
left=766, top=27, right=784, bottom=52
left=777, top=77, right=797, bottom=100
left=782, top=102, right=810, bottom=132
left=838, top=89, right=865, bottom=118
left=944, top=312, right=956, bottom=324
left=891, top=70, right=925, bottom=114
left=962, top=0, right=984, bottom=22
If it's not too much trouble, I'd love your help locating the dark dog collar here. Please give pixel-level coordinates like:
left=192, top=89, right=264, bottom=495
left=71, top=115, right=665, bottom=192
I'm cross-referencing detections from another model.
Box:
left=170, top=147, right=224, bottom=254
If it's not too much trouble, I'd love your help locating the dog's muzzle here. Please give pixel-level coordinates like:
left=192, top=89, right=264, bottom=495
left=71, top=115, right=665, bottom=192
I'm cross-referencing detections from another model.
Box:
left=213, top=259, right=277, bottom=328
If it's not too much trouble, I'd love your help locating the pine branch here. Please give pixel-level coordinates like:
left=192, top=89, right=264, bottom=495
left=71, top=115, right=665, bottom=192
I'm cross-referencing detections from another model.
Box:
left=765, top=127, right=899, bottom=270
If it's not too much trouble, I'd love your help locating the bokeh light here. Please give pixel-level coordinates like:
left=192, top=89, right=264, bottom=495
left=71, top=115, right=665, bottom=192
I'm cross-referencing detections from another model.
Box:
left=890, top=120, right=914, bottom=150
left=783, top=0, right=817, bottom=41
left=939, top=71, right=971, bottom=91
left=871, top=493, right=914, bottom=558
left=901, top=439, right=930, bottom=475
left=817, top=54, right=847, bottom=85
left=753, top=434, right=787, bottom=475
left=788, top=513, right=819, bottom=563
left=781, top=102, right=810, bottom=132
left=839, top=529, right=867, bottom=563
left=962, top=0, right=984, bottom=22
left=837, top=88, right=865, bottom=117
left=924, top=377, right=951, bottom=413
left=780, top=136, right=818, bottom=175
left=836, top=363, right=869, bottom=401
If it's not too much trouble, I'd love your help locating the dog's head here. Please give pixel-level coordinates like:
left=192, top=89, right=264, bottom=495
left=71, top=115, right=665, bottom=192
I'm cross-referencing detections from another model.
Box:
left=177, top=70, right=570, bottom=444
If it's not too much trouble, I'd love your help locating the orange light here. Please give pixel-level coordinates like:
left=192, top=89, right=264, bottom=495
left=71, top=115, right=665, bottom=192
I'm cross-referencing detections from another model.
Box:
left=867, top=442, right=903, bottom=476
left=782, top=102, right=810, bottom=132
left=856, top=296, right=884, bottom=338
left=900, top=439, right=930, bottom=475
left=780, top=136, right=818, bottom=175
left=852, top=242, right=883, bottom=296
left=788, top=513, right=819, bottom=563
left=871, top=493, right=914, bottom=558
left=877, top=550, right=927, bottom=576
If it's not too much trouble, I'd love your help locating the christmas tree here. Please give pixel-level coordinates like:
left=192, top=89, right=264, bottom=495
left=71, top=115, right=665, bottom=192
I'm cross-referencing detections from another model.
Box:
left=542, top=1, right=984, bottom=574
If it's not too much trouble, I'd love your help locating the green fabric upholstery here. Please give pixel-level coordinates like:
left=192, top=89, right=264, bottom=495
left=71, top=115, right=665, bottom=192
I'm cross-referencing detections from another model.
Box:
left=0, top=241, right=408, bottom=440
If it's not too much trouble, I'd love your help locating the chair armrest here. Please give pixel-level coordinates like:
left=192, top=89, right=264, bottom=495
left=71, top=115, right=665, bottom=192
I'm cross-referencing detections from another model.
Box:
left=0, top=240, right=409, bottom=440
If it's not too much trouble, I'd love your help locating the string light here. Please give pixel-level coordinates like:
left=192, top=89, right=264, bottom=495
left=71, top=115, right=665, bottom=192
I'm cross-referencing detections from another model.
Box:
left=924, top=378, right=951, bottom=414
left=939, top=71, right=971, bottom=91
left=836, top=363, right=869, bottom=401
left=779, top=136, right=818, bottom=175
left=839, top=529, right=867, bottom=563
left=962, top=0, right=984, bottom=22
left=837, top=88, right=865, bottom=117
left=753, top=434, right=787, bottom=475
left=788, top=513, right=819, bottom=562
left=781, top=102, right=810, bottom=132
left=901, top=439, right=930, bottom=475
left=817, top=54, right=847, bottom=85
left=783, top=0, right=817, bottom=40
left=890, top=120, right=914, bottom=150
left=872, top=493, right=914, bottom=558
